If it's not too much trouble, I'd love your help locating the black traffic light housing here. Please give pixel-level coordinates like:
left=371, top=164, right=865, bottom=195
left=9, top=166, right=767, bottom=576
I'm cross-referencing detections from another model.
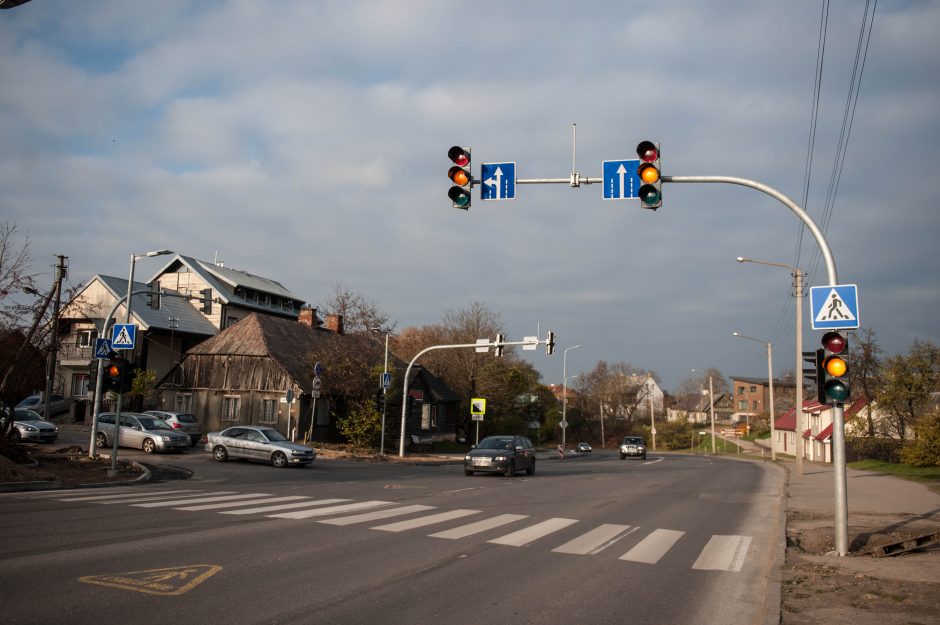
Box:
left=147, top=282, right=162, bottom=310
left=447, top=146, right=472, bottom=210
left=546, top=331, right=556, bottom=355
left=200, top=288, right=213, bottom=314
left=120, top=361, right=137, bottom=394
left=803, top=349, right=825, bottom=404
left=636, top=140, right=662, bottom=210
left=103, top=353, right=125, bottom=393
left=494, top=333, right=505, bottom=358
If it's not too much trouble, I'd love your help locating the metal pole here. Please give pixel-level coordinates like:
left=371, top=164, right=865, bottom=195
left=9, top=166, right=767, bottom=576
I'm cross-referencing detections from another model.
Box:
left=109, top=253, right=137, bottom=474
left=562, top=345, right=581, bottom=452
left=795, top=270, right=804, bottom=475
left=380, top=332, right=388, bottom=455
left=767, top=341, right=776, bottom=460
left=709, top=376, right=715, bottom=454
left=648, top=377, right=656, bottom=451
left=42, top=255, right=66, bottom=420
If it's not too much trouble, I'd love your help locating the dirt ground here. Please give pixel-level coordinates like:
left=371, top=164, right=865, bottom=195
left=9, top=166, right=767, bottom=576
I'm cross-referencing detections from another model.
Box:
left=782, top=511, right=940, bottom=625
left=0, top=444, right=144, bottom=485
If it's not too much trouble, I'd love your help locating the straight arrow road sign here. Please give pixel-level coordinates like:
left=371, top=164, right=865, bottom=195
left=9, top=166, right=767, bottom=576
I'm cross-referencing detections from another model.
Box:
left=603, top=159, right=640, bottom=200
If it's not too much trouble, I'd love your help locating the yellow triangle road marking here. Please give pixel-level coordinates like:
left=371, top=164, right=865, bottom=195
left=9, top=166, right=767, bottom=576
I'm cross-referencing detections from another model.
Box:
left=79, top=564, right=222, bottom=596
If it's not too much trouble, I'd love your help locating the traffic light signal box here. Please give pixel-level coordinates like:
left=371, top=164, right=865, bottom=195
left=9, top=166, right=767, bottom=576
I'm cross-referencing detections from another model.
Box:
left=636, top=141, right=662, bottom=210
left=447, top=146, right=472, bottom=209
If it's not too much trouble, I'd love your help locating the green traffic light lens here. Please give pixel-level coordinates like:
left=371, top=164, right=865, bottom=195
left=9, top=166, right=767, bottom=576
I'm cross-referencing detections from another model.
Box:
left=824, top=379, right=850, bottom=402
left=448, top=187, right=470, bottom=206
left=639, top=185, right=661, bottom=207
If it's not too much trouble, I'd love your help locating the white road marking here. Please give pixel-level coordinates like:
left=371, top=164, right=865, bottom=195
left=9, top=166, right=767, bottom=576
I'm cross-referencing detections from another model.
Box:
left=692, top=535, right=752, bottom=572
left=372, top=509, right=481, bottom=532
left=488, top=518, right=579, bottom=547
left=430, top=514, right=529, bottom=540
left=620, top=528, right=685, bottom=564
left=552, top=523, right=636, bottom=555
left=319, top=504, right=436, bottom=526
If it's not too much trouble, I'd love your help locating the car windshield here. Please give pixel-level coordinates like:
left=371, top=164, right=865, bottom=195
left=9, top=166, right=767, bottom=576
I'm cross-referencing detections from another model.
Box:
left=478, top=437, right=514, bottom=450
left=175, top=414, right=198, bottom=423
left=261, top=429, right=288, bottom=442
left=138, top=417, right=172, bottom=430
left=623, top=437, right=643, bottom=445
left=14, top=410, right=44, bottom=421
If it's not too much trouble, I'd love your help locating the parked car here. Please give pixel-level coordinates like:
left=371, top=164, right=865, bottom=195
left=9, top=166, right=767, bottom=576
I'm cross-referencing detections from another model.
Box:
left=15, top=394, right=71, bottom=417
left=8, top=409, right=58, bottom=443
left=576, top=442, right=592, bottom=453
left=619, top=436, right=647, bottom=460
left=95, top=412, right=191, bottom=454
left=205, top=426, right=316, bottom=468
left=144, top=410, right=202, bottom=446
left=464, top=435, right=536, bottom=477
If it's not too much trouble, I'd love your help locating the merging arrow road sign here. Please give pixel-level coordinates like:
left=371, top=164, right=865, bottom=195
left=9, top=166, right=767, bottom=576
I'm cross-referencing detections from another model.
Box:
left=481, top=162, right=516, bottom=200
left=602, top=159, right=641, bottom=200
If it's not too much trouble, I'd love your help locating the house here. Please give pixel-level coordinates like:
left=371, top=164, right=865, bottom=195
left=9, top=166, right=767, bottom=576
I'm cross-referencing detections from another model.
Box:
left=773, top=397, right=868, bottom=463
left=53, top=255, right=306, bottom=415
left=154, top=312, right=459, bottom=445
left=666, top=392, right=734, bottom=424
left=730, top=375, right=797, bottom=423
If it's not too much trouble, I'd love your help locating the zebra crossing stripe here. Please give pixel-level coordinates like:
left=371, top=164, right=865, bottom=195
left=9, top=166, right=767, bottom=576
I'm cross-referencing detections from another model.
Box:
left=133, top=493, right=272, bottom=508
left=49, top=489, right=206, bottom=502
left=319, top=504, right=436, bottom=526
left=488, top=517, right=578, bottom=547
left=619, top=528, right=685, bottom=564
left=372, top=509, right=481, bottom=533
left=552, top=523, right=635, bottom=555
left=94, top=491, right=236, bottom=505
left=269, top=500, right=393, bottom=520
left=174, top=496, right=310, bottom=511
left=692, top=535, right=752, bottom=572
left=429, top=514, right=529, bottom=540
left=220, top=498, right=350, bottom=515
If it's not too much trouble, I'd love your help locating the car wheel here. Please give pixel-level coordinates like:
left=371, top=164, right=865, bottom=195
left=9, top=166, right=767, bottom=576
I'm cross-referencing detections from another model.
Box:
left=464, top=469, right=473, bottom=476
left=95, top=432, right=108, bottom=448
left=526, top=460, right=535, bottom=475
left=642, top=454, right=647, bottom=460
left=213, top=445, right=228, bottom=462
left=142, top=438, right=157, bottom=454
left=504, top=460, right=515, bottom=477
left=271, top=451, right=288, bottom=468
left=620, top=453, right=626, bottom=460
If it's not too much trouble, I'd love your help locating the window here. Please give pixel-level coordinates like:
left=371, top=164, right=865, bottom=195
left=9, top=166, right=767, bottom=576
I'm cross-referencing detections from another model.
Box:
left=175, top=393, right=192, bottom=413
left=71, top=374, right=90, bottom=397
left=223, top=396, right=241, bottom=421
left=260, top=399, right=278, bottom=423
left=749, top=385, right=757, bottom=393
left=752, top=401, right=759, bottom=410
left=77, top=329, right=96, bottom=347
left=737, top=387, right=745, bottom=395
left=738, top=400, right=747, bottom=410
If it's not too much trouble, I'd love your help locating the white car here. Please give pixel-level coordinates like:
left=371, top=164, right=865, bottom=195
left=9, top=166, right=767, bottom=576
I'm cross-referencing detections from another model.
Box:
left=15, top=394, right=71, bottom=417
left=95, top=412, right=191, bottom=454
left=206, top=425, right=316, bottom=468
left=9, top=409, right=59, bottom=443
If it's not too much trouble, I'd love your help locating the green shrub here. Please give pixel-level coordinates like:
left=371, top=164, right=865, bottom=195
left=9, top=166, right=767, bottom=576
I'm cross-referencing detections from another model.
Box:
left=899, top=412, right=940, bottom=468
left=337, top=399, right=381, bottom=449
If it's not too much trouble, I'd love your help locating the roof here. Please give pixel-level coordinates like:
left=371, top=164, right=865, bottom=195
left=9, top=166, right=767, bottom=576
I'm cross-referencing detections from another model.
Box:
left=774, top=396, right=870, bottom=432
left=149, top=255, right=304, bottom=316
left=731, top=376, right=797, bottom=388
left=92, top=275, right=218, bottom=337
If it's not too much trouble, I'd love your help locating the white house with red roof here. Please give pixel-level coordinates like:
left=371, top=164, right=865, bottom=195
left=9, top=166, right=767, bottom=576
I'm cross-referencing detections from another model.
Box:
left=773, top=397, right=868, bottom=463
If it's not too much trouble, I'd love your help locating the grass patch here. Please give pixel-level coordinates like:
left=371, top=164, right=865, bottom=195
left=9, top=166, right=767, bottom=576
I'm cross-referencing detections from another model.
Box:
left=848, top=459, right=940, bottom=484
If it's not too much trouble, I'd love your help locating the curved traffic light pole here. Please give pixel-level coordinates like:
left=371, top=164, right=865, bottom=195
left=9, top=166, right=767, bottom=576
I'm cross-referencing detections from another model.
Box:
left=663, top=174, right=849, bottom=556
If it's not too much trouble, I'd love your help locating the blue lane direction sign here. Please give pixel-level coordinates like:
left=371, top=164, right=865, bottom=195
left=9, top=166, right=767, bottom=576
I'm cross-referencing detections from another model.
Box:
left=94, top=338, right=113, bottom=359
left=111, top=323, right=137, bottom=350
left=810, top=284, right=860, bottom=330
left=603, top=159, right=641, bottom=200
left=481, top=162, right=515, bottom=200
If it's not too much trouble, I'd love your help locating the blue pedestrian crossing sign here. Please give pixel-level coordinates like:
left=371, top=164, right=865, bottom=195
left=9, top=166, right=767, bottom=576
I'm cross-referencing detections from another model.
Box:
left=382, top=372, right=391, bottom=389
left=111, top=323, right=137, bottom=350
left=94, top=338, right=113, bottom=359
left=481, top=162, right=515, bottom=200
left=810, top=284, right=860, bottom=330
left=602, top=159, right=641, bottom=200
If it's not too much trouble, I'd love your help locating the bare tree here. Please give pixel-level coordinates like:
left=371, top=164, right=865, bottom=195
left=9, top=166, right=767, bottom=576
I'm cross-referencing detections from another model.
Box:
left=320, top=283, right=394, bottom=335
left=0, top=222, right=37, bottom=329
left=848, top=327, right=883, bottom=436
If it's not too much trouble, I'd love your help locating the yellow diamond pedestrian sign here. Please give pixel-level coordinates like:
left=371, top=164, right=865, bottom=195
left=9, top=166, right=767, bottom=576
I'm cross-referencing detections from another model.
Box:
left=79, top=564, right=222, bottom=596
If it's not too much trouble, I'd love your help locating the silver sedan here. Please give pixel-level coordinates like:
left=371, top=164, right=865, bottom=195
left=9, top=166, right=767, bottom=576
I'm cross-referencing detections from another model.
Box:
left=205, top=425, right=316, bottom=468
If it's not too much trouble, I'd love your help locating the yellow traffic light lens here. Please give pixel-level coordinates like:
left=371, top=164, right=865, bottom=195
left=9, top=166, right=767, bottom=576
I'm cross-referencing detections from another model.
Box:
left=638, top=163, right=660, bottom=184
left=824, top=356, right=846, bottom=377
left=452, top=170, right=469, bottom=186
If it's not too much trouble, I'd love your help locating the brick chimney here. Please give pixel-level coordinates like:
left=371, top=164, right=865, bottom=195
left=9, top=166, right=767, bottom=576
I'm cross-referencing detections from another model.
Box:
left=324, top=313, right=344, bottom=335
left=298, top=307, right=318, bottom=328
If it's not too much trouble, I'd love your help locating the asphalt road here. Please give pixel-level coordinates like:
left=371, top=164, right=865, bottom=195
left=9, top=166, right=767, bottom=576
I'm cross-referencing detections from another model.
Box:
left=0, top=451, right=784, bottom=625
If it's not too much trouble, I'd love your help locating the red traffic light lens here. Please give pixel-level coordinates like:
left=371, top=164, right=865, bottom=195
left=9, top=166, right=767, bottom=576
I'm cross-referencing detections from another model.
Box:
left=448, top=146, right=470, bottom=167
left=821, top=331, right=846, bottom=354
left=636, top=140, right=659, bottom=163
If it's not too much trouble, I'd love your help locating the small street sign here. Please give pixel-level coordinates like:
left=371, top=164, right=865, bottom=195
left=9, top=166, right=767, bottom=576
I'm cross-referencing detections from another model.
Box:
left=111, top=323, right=137, bottom=350
left=522, top=336, right=539, bottom=351
left=481, top=162, right=516, bottom=200
left=286, top=389, right=294, bottom=404
left=475, top=338, right=490, bottom=353
left=312, top=376, right=322, bottom=391
left=382, top=372, right=391, bottom=389
left=559, top=420, right=568, bottom=429
left=810, top=284, right=860, bottom=330
left=471, top=398, right=486, bottom=415
left=602, top=159, right=641, bottom=200
left=314, top=362, right=323, bottom=377
left=94, top=338, right=113, bottom=359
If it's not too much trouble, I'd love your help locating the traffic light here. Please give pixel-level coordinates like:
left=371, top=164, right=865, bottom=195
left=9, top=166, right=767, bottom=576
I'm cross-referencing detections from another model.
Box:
left=447, top=146, right=472, bottom=210
left=546, top=331, right=555, bottom=355
left=147, top=282, right=161, bottom=310
left=803, top=349, right=825, bottom=404
left=820, top=331, right=850, bottom=403
left=200, top=288, right=213, bottom=314
left=121, top=361, right=138, bottom=394
left=103, top=353, right=125, bottom=393
left=494, top=333, right=505, bottom=358
left=636, top=140, right=662, bottom=210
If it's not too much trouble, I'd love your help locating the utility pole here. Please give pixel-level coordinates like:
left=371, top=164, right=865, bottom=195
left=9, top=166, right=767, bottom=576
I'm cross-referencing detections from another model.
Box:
left=42, top=255, right=67, bottom=420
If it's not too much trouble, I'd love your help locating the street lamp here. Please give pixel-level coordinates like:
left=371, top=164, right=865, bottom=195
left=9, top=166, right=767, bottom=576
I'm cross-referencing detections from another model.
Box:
left=737, top=256, right=803, bottom=473
left=108, top=249, right=173, bottom=474
left=691, top=369, right=716, bottom=454
left=733, top=332, right=776, bottom=460
left=371, top=326, right=392, bottom=455
left=561, top=345, right=581, bottom=451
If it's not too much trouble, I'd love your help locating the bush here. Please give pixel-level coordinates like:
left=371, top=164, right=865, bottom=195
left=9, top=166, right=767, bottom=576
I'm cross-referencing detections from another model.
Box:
left=846, top=437, right=902, bottom=463
left=337, top=400, right=381, bottom=449
left=899, top=412, right=940, bottom=468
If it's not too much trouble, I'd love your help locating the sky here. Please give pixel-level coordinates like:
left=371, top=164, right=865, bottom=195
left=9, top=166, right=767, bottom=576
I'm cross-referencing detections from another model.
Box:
left=2, top=0, right=938, bottom=395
